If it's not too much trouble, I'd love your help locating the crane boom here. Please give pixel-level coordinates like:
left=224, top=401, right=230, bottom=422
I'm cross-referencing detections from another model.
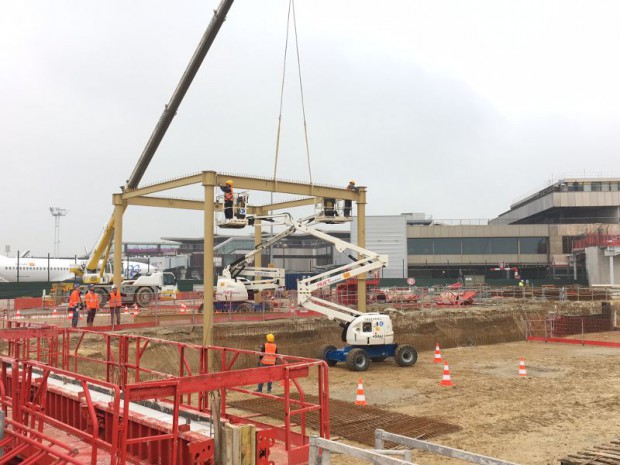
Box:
left=85, top=0, right=235, bottom=278
left=126, top=0, right=235, bottom=189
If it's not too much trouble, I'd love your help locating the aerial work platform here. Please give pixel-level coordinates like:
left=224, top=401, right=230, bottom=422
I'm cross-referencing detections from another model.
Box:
left=0, top=320, right=330, bottom=464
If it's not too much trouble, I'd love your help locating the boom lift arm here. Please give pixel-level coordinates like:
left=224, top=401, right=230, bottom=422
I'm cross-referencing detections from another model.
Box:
left=84, top=0, right=236, bottom=282
left=224, top=220, right=296, bottom=280
left=293, top=223, right=388, bottom=325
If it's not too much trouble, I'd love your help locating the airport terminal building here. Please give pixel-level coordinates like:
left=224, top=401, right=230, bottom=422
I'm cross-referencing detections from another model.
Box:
left=125, top=177, right=620, bottom=286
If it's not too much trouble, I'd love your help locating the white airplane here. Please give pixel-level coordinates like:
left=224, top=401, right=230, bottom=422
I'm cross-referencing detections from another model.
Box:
left=0, top=255, right=152, bottom=283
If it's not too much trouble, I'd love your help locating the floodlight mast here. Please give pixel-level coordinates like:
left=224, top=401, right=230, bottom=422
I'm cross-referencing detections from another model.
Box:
left=49, top=207, right=69, bottom=258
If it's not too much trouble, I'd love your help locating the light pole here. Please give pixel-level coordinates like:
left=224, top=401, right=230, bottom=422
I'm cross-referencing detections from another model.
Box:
left=49, top=207, right=69, bottom=258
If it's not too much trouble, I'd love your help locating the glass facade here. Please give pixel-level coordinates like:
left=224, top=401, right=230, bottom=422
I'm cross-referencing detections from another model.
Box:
left=408, top=237, right=547, bottom=255
left=407, top=238, right=433, bottom=255
left=433, top=238, right=461, bottom=254
left=519, top=237, right=548, bottom=254
left=462, top=238, right=491, bottom=254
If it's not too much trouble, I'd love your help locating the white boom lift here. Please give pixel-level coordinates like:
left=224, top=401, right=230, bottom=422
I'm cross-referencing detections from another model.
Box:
left=244, top=214, right=418, bottom=371
left=214, top=219, right=292, bottom=310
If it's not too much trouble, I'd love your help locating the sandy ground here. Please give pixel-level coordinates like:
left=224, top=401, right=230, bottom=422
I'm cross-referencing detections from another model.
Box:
left=323, top=334, right=620, bottom=465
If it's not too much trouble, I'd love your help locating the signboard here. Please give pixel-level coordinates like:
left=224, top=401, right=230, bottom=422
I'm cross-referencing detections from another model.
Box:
left=406, top=277, right=415, bottom=286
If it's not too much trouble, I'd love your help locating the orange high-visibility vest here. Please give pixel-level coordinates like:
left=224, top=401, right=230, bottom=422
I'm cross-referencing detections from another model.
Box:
left=69, top=289, right=81, bottom=307
left=85, top=291, right=99, bottom=310
left=224, top=186, right=234, bottom=201
left=109, top=290, right=122, bottom=307
left=262, top=342, right=277, bottom=365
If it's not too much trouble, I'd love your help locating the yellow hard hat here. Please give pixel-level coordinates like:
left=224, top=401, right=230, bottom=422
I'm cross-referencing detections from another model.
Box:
left=266, top=333, right=275, bottom=343
left=226, top=180, right=233, bottom=185
left=349, top=180, right=355, bottom=184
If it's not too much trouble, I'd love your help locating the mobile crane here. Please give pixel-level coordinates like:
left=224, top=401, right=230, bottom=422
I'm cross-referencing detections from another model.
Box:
left=242, top=214, right=418, bottom=371
left=76, top=0, right=235, bottom=302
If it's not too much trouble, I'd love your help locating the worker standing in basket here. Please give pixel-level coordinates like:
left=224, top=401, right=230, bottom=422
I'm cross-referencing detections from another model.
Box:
left=220, top=180, right=234, bottom=220
left=85, top=284, right=100, bottom=328
left=344, top=180, right=358, bottom=217
left=256, top=333, right=278, bottom=393
left=68, top=283, right=82, bottom=328
left=108, top=284, right=122, bottom=327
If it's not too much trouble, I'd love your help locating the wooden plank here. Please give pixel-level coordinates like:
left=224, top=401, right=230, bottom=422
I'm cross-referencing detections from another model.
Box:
left=239, top=424, right=255, bottom=465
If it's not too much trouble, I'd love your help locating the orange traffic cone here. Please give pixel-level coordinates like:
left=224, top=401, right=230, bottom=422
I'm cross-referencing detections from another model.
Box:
left=440, top=361, right=454, bottom=386
left=123, top=305, right=129, bottom=315
left=519, top=357, right=527, bottom=377
left=15, top=309, right=22, bottom=319
left=355, top=378, right=367, bottom=405
left=290, top=302, right=295, bottom=312
left=180, top=303, right=187, bottom=314
left=133, top=304, right=139, bottom=317
left=52, top=308, right=58, bottom=318
left=433, top=342, right=443, bottom=364
left=67, top=309, right=73, bottom=320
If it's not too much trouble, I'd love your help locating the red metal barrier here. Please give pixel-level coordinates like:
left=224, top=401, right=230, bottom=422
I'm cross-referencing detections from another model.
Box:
left=0, top=319, right=330, bottom=464
left=14, top=297, right=43, bottom=310
left=526, top=314, right=617, bottom=347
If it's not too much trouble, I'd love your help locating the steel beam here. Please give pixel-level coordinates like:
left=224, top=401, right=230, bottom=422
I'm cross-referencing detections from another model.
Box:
left=122, top=174, right=204, bottom=199
left=121, top=172, right=358, bottom=201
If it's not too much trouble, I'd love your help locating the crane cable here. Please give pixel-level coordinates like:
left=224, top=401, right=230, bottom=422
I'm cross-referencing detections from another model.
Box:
left=273, top=0, right=313, bottom=184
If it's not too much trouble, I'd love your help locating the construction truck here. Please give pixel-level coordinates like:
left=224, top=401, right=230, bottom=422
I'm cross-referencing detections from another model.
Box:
left=245, top=214, right=418, bottom=372
left=51, top=271, right=177, bottom=308
left=94, top=271, right=177, bottom=307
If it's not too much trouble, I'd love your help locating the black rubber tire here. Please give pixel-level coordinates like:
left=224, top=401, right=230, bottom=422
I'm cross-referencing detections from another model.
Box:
left=319, top=344, right=338, bottom=367
left=237, top=303, right=253, bottom=313
left=370, top=356, right=387, bottom=362
left=134, top=287, right=154, bottom=307
left=345, top=348, right=370, bottom=372
left=395, top=344, right=418, bottom=367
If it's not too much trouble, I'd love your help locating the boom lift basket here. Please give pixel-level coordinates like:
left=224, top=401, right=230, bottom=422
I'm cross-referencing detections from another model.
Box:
left=314, top=197, right=352, bottom=224
left=217, top=191, right=250, bottom=229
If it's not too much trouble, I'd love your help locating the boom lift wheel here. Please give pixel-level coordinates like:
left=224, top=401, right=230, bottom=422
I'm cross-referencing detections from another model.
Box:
left=318, top=345, right=338, bottom=367
left=394, top=344, right=418, bottom=367
left=346, top=348, right=370, bottom=372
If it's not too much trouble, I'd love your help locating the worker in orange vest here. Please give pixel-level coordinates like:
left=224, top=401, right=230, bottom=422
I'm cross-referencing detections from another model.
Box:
left=84, top=285, right=100, bottom=328
left=68, top=283, right=82, bottom=328
left=220, top=180, right=234, bottom=219
left=108, top=284, right=122, bottom=327
left=256, top=333, right=278, bottom=393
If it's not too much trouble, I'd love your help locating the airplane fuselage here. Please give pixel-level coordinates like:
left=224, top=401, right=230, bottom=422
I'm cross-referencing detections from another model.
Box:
left=0, top=255, right=151, bottom=283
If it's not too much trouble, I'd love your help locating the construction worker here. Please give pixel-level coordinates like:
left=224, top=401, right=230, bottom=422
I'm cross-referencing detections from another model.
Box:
left=68, top=283, right=82, bottom=328
left=108, top=284, right=122, bottom=327
left=344, top=180, right=358, bottom=217
left=84, top=284, right=100, bottom=328
left=256, top=333, right=277, bottom=393
left=220, top=180, right=234, bottom=220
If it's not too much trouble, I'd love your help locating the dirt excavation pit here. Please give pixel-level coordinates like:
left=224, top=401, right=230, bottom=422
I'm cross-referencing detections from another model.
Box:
left=119, top=301, right=620, bottom=464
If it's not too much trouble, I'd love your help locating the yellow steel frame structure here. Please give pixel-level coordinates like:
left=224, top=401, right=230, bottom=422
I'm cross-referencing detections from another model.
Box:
left=112, top=170, right=367, bottom=346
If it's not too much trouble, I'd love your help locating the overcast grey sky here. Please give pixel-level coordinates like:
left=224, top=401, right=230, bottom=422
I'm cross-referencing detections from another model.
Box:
left=2, top=0, right=620, bottom=257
